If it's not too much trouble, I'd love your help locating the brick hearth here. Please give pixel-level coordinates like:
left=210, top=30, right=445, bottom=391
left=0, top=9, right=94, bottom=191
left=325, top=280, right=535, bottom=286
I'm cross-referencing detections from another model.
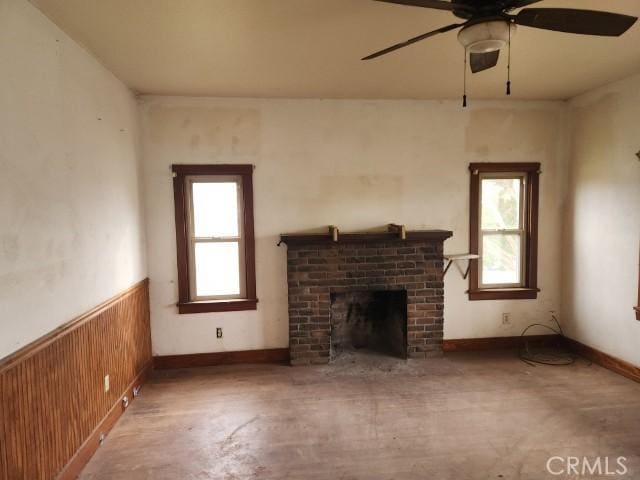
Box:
left=280, top=230, right=453, bottom=365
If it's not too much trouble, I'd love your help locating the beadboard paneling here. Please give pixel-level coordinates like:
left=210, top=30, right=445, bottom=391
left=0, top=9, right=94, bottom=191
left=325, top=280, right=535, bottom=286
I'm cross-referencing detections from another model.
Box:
left=0, top=279, right=151, bottom=480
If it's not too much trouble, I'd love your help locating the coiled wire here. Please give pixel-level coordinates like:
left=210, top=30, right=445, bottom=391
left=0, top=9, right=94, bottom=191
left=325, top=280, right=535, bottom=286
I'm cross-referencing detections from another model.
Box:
left=518, top=314, right=576, bottom=366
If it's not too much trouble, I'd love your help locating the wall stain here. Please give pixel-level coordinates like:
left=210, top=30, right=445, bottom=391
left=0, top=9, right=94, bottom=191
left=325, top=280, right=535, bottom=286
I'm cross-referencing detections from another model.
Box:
left=465, top=108, right=558, bottom=157
left=147, top=106, right=260, bottom=157
left=1, top=235, right=19, bottom=263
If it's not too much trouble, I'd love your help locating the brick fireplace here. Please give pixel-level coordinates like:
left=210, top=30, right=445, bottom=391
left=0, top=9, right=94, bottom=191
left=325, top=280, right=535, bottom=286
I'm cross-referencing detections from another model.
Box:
left=280, top=229, right=453, bottom=365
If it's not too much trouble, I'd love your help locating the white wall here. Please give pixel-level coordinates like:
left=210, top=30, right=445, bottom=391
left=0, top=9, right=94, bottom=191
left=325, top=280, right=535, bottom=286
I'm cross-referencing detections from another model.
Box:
left=3, top=0, right=636, bottom=365
left=139, top=96, right=567, bottom=356
left=562, top=73, right=640, bottom=367
left=0, top=0, right=147, bottom=358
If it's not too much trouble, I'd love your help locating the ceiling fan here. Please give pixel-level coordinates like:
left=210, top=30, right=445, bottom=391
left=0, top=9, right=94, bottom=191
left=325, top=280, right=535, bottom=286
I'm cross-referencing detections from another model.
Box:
left=363, top=0, right=638, bottom=76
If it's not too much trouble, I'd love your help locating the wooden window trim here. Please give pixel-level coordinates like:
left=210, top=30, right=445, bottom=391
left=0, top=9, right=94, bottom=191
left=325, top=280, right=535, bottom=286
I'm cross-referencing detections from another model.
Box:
left=468, top=162, right=540, bottom=301
left=633, top=248, right=640, bottom=320
left=172, top=164, right=257, bottom=314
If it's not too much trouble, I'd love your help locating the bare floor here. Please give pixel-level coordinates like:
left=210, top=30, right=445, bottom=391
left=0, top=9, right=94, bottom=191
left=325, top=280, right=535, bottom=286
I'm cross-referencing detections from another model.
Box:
left=80, top=351, right=640, bottom=480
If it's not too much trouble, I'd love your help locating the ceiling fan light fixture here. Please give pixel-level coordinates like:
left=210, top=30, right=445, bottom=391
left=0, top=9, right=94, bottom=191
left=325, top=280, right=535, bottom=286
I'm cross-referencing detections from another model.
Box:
left=457, top=20, right=515, bottom=53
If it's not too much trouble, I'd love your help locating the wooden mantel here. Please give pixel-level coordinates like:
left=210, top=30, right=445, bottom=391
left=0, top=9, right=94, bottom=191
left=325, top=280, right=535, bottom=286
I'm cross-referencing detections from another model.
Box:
left=279, top=228, right=453, bottom=246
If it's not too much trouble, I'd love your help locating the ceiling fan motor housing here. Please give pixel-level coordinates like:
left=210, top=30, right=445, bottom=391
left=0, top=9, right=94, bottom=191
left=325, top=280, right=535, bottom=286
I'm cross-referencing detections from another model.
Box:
left=457, top=20, right=514, bottom=53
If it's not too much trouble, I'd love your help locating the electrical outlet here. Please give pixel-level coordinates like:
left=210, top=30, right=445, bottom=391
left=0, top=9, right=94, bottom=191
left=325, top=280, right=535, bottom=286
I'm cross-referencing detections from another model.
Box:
left=216, top=327, right=223, bottom=339
left=502, top=313, right=511, bottom=325
left=104, top=375, right=110, bottom=393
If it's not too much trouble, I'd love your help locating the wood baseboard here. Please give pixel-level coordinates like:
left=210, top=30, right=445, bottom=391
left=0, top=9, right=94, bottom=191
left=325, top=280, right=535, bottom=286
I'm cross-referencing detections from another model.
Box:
left=154, top=348, right=290, bottom=369
left=565, top=338, right=640, bottom=384
left=443, top=334, right=562, bottom=352
left=444, top=335, right=640, bottom=385
left=58, top=362, right=152, bottom=480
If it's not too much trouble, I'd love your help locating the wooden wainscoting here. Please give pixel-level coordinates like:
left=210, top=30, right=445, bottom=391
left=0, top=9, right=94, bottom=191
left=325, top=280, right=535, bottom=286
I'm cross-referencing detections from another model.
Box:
left=0, top=279, right=152, bottom=480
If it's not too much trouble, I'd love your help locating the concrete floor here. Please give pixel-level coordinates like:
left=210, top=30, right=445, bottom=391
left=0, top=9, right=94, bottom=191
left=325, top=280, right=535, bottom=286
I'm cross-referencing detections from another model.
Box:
left=80, top=351, right=640, bottom=480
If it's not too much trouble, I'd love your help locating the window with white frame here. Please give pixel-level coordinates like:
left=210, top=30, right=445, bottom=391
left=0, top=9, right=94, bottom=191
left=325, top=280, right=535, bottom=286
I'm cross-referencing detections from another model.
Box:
left=187, top=176, right=245, bottom=300
left=478, top=173, right=526, bottom=288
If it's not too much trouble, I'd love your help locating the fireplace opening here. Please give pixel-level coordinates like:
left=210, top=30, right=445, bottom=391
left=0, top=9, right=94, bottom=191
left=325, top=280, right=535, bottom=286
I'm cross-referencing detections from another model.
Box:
left=330, top=290, right=407, bottom=360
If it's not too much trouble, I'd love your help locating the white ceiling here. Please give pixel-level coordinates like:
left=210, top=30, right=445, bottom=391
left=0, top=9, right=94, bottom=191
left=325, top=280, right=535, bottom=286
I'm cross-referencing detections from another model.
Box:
left=30, top=0, right=640, bottom=100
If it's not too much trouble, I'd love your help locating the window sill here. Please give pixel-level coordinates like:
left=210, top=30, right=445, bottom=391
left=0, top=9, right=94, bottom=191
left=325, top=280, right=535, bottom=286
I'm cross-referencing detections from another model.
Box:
left=177, top=298, right=258, bottom=314
left=468, top=288, right=539, bottom=301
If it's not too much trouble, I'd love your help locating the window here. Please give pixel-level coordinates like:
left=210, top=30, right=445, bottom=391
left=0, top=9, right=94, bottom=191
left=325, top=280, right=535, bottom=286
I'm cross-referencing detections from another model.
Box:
left=172, top=164, right=257, bottom=313
left=468, top=163, right=540, bottom=300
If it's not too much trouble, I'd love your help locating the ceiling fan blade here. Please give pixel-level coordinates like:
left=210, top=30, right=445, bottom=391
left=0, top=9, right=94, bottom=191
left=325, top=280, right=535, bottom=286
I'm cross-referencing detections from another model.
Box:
left=469, top=50, right=500, bottom=73
left=374, top=0, right=471, bottom=13
left=362, top=23, right=465, bottom=60
left=515, top=8, right=638, bottom=36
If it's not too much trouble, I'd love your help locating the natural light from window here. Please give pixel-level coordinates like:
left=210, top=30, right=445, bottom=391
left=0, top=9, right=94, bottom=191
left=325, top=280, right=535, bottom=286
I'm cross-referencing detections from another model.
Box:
left=192, top=182, right=238, bottom=237
left=190, top=180, right=243, bottom=298
left=480, top=177, right=523, bottom=286
left=194, top=242, right=240, bottom=296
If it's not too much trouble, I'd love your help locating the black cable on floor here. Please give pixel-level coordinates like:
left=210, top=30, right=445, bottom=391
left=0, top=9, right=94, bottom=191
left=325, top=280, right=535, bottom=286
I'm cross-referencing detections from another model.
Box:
left=518, top=314, right=576, bottom=366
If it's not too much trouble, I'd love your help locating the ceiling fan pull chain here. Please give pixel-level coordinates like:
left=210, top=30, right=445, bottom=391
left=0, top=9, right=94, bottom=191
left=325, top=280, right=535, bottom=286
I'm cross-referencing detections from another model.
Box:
left=463, top=47, right=468, bottom=107
left=506, top=22, right=512, bottom=96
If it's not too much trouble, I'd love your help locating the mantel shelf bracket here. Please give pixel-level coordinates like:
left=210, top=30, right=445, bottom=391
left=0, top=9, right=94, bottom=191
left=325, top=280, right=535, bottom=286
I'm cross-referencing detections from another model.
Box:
left=443, top=253, right=479, bottom=279
left=387, top=223, right=406, bottom=240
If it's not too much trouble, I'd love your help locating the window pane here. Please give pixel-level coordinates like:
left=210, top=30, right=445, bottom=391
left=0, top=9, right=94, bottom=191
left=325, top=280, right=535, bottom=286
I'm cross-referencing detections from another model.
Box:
left=481, top=178, right=521, bottom=230
left=194, top=242, right=241, bottom=297
left=482, top=234, right=521, bottom=285
left=192, top=182, right=239, bottom=237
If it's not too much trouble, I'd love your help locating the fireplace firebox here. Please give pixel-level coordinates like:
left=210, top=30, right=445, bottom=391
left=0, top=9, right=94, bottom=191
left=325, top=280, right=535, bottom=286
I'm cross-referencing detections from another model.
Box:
left=330, top=290, right=407, bottom=359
